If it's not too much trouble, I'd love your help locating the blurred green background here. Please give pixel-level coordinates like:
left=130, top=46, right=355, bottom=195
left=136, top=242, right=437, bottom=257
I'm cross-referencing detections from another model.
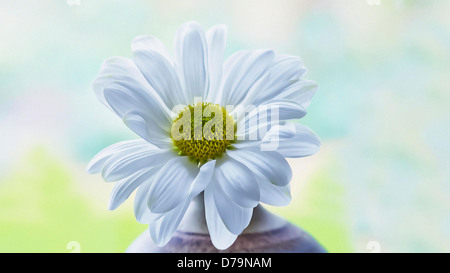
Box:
left=0, top=0, right=449, bottom=252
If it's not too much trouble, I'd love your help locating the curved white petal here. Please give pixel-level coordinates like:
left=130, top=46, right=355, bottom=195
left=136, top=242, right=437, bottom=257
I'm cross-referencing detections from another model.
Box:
left=214, top=155, right=260, bottom=208
left=234, top=101, right=306, bottom=142
left=134, top=179, right=161, bottom=224
left=109, top=167, right=158, bottom=210
left=132, top=47, right=184, bottom=109
left=257, top=179, right=291, bottom=206
left=261, top=122, right=321, bottom=158
left=93, top=57, right=174, bottom=148
left=147, top=160, right=215, bottom=246
left=210, top=180, right=253, bottom=235
left=265, top=79, right=318, bottom=109
left=227, top=149, right=292, bottom=187
left=262, top=100, right=307, bottom=120
left=147, top=156, right=199, bottom=213
left=103, top=86, right=172, bottom=148
left=122, top=110, right=172, bottom=148
left=149, top=199, right=191, bottom=247
left=101, top=148, right=175, bottom=182
left=86, top=139, right=151, bottom=174
left=205, top=24, right=227, bottom=102
left=131, top=35, right=171, bottom=61
left=93, top=57, right=172, bottom=122
left=102, top=86, right=170, bottom=129
left=174, top=22, right=209, bottom=105
left=220, top=49, right=275, bottom=106
left=188, top=160, right=216, bottom=198
left=204, top=183, right=238, bottom=250
left=212, top=50, right=245, bottom=104
left=250, top=54, right=307, bottom=105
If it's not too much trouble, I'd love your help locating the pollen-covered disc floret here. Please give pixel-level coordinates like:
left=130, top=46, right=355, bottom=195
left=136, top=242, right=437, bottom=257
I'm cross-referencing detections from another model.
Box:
left=171, top=102, right=236, bottom=164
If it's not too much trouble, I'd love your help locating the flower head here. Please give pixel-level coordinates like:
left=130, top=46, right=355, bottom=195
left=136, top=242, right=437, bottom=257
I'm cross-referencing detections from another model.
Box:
left=87, top=22, right=320, bottom=250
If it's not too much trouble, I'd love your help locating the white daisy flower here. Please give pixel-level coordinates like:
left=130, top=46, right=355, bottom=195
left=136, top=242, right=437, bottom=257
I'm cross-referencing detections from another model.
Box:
left=87, top=21, right=321, bottom=250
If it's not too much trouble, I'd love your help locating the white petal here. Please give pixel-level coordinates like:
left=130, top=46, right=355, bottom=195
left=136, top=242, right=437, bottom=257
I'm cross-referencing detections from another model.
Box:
left=261, top=122, right=321, bottom=158
left=250, top=54, right=307, bottom=105
left=132, top=46, right=184, bottom=109
left=212, top=50, right=245, bottom=104
left=147, top=160, right=215, bottom=246
left=104, top=83, right=172, bottom=138
left=205, top=25, right=227, bottom=102
left=94, top=57, right=174, bottom=148
left=235, top=101, right=306, bottom=141
left=86, top=140, right=151, bottom=174
left=147, top=156, right=199, bottom=213
left=93, top=57, right=172, bottom=122
left=123, top=110, right=172, bottom=149
left=264, top=100, right=307, bottom=120
left=204, top=183, right=238, bottom=250
left=231, top=139, right=262, bottom=150
left=210, top=180, right=253, bottom=235
left=131, top=35, right=171, bottom=61
left=257, top=179, right=292, bottom=206
left=227, top=149, right=292, bottom=187
left=109, top=167, right=158, bottom=210
left=149, top=199, right=191, bottom=247
left=265, top=79, right=318, bottom=109
left=220, top=49, right=275, bottom=106
left=214, top=155, right=260, bottom=208
left=134, top=179, right=161, bottom=224
left=174, top=22, right=208, bottom=105
left=188, top=160, right=216, bottom=198
left=101, top=148, right=175, bottom=182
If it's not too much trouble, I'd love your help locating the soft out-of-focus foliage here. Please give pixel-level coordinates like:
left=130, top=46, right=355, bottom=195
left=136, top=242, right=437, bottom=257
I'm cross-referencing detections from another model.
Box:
left=0, top=0, right=449, bottom=252
left=0, top=147, right=144, bottom=252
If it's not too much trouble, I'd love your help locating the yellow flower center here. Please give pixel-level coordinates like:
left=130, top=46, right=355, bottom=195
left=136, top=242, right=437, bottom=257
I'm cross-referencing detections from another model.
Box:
left=171, top=102, right=236, bottom=164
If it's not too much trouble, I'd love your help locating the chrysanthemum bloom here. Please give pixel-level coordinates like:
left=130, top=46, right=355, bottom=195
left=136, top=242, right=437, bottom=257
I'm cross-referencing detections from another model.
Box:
left=87, top=22, right=320, bottom=250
